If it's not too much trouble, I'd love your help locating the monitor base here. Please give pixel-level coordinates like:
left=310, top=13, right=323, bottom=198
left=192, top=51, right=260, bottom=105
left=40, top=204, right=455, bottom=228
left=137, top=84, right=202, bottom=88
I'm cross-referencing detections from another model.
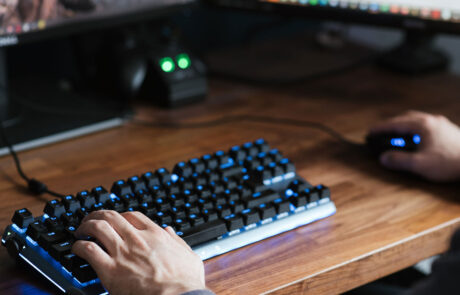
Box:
left=378, top=31, right=450, bottom=75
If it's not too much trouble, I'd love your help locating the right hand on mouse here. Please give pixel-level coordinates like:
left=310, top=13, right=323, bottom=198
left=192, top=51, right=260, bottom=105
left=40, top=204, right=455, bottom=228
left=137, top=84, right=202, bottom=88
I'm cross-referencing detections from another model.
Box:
left=369, top=110, right=460, bottom=182
left=72, top=210, right=208, bottom=295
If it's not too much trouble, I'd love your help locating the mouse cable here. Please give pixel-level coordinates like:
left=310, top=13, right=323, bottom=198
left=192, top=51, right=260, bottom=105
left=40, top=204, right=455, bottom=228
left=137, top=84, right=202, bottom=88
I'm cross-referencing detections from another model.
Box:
left=0, top=122, right=66, bottom=199
left=131, top=114, right=363, bottom=147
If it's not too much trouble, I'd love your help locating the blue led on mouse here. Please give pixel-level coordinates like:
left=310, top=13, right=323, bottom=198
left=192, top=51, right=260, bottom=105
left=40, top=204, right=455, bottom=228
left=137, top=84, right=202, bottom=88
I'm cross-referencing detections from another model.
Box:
left=366, top=133, right=422, bottom=155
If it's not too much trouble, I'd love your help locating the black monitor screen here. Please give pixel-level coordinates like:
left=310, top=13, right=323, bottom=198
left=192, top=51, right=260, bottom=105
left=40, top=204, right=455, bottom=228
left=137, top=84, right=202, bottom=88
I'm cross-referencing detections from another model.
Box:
left=0, top=0, right=192, bottom=45
left=260, top=0, right=460, bottom=23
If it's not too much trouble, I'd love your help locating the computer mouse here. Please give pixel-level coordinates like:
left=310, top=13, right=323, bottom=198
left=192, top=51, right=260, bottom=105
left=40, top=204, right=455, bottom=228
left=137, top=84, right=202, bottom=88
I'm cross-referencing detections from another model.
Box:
left=119, top=55, right=148, bottom=98
left=366, top=132, right=422, bottom=155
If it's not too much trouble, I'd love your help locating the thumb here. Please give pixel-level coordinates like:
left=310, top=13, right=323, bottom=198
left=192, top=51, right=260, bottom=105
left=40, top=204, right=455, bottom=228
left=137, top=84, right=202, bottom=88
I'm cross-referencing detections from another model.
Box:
left=380, top=151, right=420, bottom=172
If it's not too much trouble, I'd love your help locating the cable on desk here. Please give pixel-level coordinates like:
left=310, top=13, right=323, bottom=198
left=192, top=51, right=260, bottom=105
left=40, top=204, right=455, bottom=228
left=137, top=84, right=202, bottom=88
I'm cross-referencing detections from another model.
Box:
left=0, top=122, right=65, bottom=199
left=131, top=114, right=363, bottom=147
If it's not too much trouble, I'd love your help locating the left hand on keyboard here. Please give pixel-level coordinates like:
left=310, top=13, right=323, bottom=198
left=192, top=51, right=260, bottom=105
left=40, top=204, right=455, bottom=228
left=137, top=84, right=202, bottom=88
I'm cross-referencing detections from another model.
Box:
left=72, top=210, right=207, bottom=295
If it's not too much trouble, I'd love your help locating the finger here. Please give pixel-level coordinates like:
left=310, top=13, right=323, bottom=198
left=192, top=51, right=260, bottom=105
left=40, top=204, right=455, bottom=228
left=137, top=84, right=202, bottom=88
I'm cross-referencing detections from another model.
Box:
left=81, top=210, right=136, bottom=240
left=72, top=240, right=113, bottom=275
left=121, top=211, right=155, bottom=231
left=380, top=151, right=422, bottom=173
left=75, top=219, right=123, bottom=256
left=165, top=226, right=192, bottom=250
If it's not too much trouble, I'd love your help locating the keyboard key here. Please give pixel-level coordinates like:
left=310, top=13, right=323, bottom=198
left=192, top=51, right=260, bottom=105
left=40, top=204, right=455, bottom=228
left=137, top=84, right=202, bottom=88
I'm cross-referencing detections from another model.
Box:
left=258, top=205, right=277, bottom=220
left=142, top=172, right=161, bottom=187
left=12, top=208, right=34, bottom=229
left=49, top=241, right=72, bottom=262
left=155, top=168, right=171, bottom=184
left=73, top=263, right=97, bottom=283
left=26, top=220, right=47, bottom=240
left=76, top=191, right=96, bottom=208
left=244, top=189, right=279, bottom=208
left=63, top=195, right=81, bottom=213
left=92, top=186, right=111, bottom=203
left=182, top=219, right=227, bottom=246
left=38, top=231, right=67, bottom=251
left=128, top=176, right=147, bottom=192
left=241, top=209, right=260, bottom=225
left=111, top=180, right=133, bottom=197
left=224, top=214, right=244, bottom=231
left=44, top=200, right=66, bottom=218
left=274, top=200, right=291, bottom=214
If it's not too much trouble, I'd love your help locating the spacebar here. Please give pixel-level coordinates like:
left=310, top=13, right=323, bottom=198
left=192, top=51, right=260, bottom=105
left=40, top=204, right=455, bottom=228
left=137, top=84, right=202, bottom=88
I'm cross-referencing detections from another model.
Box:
left=182, top=220, right=227, bottom=247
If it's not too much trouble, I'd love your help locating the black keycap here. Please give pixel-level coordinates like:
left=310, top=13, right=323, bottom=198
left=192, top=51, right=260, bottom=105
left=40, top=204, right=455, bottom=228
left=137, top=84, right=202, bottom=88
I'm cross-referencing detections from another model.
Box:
left=189, top=158, right=206, bottom=174
left=241, top=209, right=260, bottom=225
left=202, top=209, right=219, bottom=222
left=275, top=200, right=291, bottom=214
left=92, top=186, right=111, bottom=203
left=62, top=253, right=76, bottom=270
left=168, top=195, right=185, bottom=207
left=140, top=203, right=157, bottom=218
left=220, top=166, right=244, bottom=179
left=155, top=168, right=171, bottom=184
left=254, top=138, right=270, bottom=153
left=26, top=220, right=47, bottom=240
left=216, top=205, right=232, bottom=217
left=230, top=200, right=245, bottom=213
left=258, top=205, right=277, bottom=220
left=229, top=145, right=247, bottom=162
left=269, top=149, right=283, bottom=162
left=166, top=184, right=181, bottom=195
left=214, top=150, right=230, bottom=165
left=49, top=241, right=72, bottom=262
left=257, top=153, right=272, bottom=166
left=243, top=157, right=260, bottom=170
left=111, top=180, right=133, bottom=197
left=142, top=172, right=161, bottom=187
left=182, top=219, right=227, bottom=246
left=61, top=212, right=79, bottom=226
left=38, top=231, right=67, bottom=251
left=44, top=200, right=66, bottom=218
left=128, top=176, right=147, bottom=192
left=63, top=195, right=81, bottom=213
left=136, top=191, right=153, bottom=204
left=206, top=171, right=220, bottom=183
left=224, top=214, right=244, bottom=231
left=188, top=214, right=205, bottom=226
left=251, top=166, right=272, bottom=183
left=12, top=208, right=34, bottom=228
left=291, top=194, right=308, bottom=207
left=44, top=217, right=64, bottom=232
left=244, top=189, right=279, bottom=208
left=121, top=194, right=139, bottom=208
left=76, top=191, right=96, bottom=208
left=76, top=208, right=89, bottom=220
left=302, top=188, right=320, bottom=203
left=316, top=185, right=331, bottom=199
left=155, top=198, right=171, bottom=211
left=73, top=263, right=97, bottom=283
left=242, top=142, right=258, bottom=157
left=173, top=162, right=193, bottom=178
left=225, top=190, right=240, bottom=202
left=173, top=219, right=191, bottom=232
left=288, top=179, right=312, bottom=193
left=171, top=207, right=187, bottom=219
left=271, top=165, right=284, bottom=177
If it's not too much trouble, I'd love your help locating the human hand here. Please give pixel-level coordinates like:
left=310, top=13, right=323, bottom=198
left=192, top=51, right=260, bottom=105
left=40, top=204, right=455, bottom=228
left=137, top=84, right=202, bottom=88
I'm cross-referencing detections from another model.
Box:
left=370, top=110, right=460, bottom=182
left=72, top=210, right=207, bottom=295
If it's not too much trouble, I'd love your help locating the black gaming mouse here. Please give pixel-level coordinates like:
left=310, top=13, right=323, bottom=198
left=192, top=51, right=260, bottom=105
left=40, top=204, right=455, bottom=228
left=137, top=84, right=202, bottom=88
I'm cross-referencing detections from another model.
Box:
left=366, top=132, right=422, bottom=155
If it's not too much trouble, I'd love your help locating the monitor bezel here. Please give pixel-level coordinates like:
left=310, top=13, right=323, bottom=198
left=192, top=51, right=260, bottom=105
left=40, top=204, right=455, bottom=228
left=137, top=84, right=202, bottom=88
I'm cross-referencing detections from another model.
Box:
left=209, top=0, right=460, bottom=35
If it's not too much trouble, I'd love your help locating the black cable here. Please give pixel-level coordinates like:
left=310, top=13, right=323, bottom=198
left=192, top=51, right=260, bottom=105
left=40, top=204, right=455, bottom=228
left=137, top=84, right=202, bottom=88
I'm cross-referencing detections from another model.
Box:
left=0, top=122, right=66, bottom=199
left=131, top=114, right=363, bottom=147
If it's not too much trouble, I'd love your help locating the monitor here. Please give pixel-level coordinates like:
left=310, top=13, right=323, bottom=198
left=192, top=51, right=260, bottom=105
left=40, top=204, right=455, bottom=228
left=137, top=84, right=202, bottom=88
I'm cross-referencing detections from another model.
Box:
left=211, top=0, right=460, bottom=73
left=0, top=0, right=194, bottom=156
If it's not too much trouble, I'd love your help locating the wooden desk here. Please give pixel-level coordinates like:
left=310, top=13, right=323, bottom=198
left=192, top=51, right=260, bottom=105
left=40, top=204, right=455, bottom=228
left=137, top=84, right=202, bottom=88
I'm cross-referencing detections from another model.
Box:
left=0, top=65, right=460, bottom=295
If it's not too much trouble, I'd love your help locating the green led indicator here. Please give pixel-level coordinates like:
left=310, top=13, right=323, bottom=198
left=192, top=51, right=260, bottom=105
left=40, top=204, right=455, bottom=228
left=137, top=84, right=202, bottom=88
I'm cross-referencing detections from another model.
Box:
left=160, top=57, right=175, bottom=73
left=310, top=0, right=318, bottom=5
left=177, top=53, right=191, bottom=70
left=380, top=4, right=390, bottom=12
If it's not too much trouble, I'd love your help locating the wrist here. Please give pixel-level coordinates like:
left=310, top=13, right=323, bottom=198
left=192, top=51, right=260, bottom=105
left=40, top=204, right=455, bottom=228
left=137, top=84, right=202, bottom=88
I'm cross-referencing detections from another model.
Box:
left=160, top=282, right=207, bottom=295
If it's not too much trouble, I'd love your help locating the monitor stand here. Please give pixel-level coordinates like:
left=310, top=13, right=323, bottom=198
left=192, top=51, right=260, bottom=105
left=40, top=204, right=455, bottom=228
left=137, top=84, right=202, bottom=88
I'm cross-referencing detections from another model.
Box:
left=378, top=30, right=450, bottom=74
left=0, top=47, right=128, bottom=156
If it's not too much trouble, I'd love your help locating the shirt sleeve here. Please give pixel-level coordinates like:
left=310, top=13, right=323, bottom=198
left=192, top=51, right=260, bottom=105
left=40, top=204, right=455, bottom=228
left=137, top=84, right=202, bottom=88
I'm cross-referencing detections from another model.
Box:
left=406, top=229, right=460, bottom=295
left=181, top=290, right=216, bottom=295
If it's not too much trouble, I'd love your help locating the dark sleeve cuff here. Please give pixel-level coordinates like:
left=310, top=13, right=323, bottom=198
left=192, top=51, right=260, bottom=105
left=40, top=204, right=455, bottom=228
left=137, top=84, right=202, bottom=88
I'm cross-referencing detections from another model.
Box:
left=181, top=290, right=216, bottom=295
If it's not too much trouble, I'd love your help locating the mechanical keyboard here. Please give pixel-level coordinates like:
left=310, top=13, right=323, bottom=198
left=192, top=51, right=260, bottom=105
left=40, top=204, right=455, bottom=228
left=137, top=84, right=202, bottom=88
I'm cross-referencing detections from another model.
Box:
left=2, top=139, right=336, bottom=295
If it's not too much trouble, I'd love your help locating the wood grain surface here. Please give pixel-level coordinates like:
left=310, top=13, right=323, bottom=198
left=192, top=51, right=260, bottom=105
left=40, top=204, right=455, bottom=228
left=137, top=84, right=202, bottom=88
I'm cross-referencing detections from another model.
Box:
left=0, top=62, right=460, bottom=295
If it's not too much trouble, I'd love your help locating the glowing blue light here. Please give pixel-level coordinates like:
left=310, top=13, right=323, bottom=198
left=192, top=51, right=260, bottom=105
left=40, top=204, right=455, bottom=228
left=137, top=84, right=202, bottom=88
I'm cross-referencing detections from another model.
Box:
left=255, top=138, right=265, bottom=144
left=117, top=180, right=124, bottom=185
left=391, top=138, right=406, bottom=147
left=285, top=189, right=294, bottom=197
left=413, top=134, right=421, bottom=145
